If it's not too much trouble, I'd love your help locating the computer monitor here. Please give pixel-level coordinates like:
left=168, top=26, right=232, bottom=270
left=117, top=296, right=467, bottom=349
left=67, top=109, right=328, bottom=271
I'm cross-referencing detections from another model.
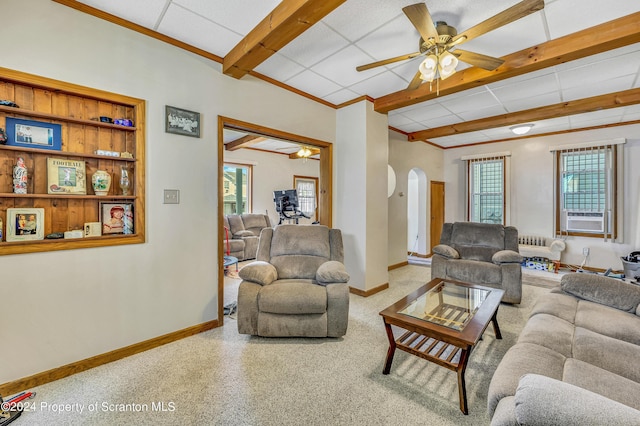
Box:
left=273, top=189, right=299, bottom=213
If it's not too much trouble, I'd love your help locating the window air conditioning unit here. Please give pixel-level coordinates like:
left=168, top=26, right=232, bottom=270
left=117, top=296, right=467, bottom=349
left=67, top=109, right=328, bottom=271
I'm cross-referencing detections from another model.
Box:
left=566, top=211, right=605, bottom=232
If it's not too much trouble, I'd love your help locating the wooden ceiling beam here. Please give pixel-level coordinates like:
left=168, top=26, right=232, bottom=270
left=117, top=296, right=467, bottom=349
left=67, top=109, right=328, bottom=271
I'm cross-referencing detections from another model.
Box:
left=409, top=87, right=640, bottom=141
left=225, top=135, right=266, bottom=151
left=223, top=0, right=346, bottom=79
left=375, top=11, right=640, bottom=113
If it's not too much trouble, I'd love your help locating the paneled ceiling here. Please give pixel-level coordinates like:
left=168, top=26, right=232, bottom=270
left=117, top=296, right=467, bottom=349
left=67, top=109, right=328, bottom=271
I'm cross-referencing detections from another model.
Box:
left=62, top=0, right=640, bottom=149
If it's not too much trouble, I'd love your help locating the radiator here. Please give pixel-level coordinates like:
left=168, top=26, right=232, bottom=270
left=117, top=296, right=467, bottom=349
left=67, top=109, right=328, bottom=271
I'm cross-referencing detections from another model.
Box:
left=519, top=235, right=546, bottom=246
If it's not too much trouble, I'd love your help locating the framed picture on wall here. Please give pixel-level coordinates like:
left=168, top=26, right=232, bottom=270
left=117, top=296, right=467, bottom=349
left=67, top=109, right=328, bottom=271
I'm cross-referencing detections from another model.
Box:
left=165, top=105, right=200, bottom=138
left=100, top=202, right=134, bottom=235
left=5, top=117, right=62, bottom=150
left=6, top=208, right=45, bottom=242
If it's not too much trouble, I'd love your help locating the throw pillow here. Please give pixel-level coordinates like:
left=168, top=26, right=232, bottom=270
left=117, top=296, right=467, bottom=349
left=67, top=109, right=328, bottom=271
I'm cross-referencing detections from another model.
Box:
left=316, top=261, right=350, bottom=285
left=238, top=261, right=277, bottom=286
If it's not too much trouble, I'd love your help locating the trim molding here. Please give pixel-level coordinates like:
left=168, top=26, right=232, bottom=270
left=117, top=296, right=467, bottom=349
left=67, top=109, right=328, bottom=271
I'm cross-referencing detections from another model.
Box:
left=349, top=282, right=389, bottom=297
left=388, top=261, right=409, bottom=270
left=0, top=320, right=218, bottom=396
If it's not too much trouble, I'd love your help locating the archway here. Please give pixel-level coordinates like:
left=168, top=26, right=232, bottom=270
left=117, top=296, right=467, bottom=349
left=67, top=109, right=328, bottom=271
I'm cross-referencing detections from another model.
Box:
left=407, top=168, right=428, bottom=258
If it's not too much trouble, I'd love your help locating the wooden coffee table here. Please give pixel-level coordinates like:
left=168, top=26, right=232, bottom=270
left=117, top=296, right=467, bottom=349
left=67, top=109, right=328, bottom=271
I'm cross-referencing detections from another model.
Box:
left=379, top=278, right=504, bottom=414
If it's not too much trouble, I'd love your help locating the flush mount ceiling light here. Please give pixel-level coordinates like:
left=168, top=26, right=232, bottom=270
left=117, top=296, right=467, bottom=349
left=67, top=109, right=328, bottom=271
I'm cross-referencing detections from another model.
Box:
left=510, top=124, right=534, bottom=135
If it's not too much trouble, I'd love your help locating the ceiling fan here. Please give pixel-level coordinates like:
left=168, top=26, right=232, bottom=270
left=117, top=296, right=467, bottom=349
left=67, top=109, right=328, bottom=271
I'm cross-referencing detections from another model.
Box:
left=356, top=0, right=545, bottom=90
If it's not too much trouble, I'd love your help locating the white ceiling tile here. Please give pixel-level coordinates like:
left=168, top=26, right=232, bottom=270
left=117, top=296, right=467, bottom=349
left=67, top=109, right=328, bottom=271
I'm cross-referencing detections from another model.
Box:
left=561, top=74, right=636, bottom=101
left=158, top=4, right=241, bottom=56
left=545, top=0, right=640, bottom=39
left=457, top=105, right=508, bottom=121
left=255, top=53, right=306, bottom=82
left=172, top=0, right=280, bottom=35
left=491, top=74, right=559, bottom=102
left=322, top=0, right=410, bottom=42
left=430, top=132, right=491, bottom=146
left=458, top=12, right=547, bottom=59
left=439, top=90, right=499, bottom=114
left=501, top=91, right=563, bottom=113
left=488, top=68, right=557, bottom=89
left=348, top=71, right=408, bottom=98
left=311, top=46, right=383, bottom=87
left=278, top=22, right=349, bottom=68
left=569, top=108, right=626, bottom=126
left=285, top=70, right=342, bottom=98
left=77, top=0, right=166, bottom=28
left=401, top=103, right=453, bottom=122
left=387, top=113, right=415, bottom=127
left=397, top=121, right=431, bottom=133
left=355, top=14, right=421, bottom=62
left=322, top=89, right=360, bottom=105
left=419, top=115, right=463, bottom=128
left=557, top=53, right=640, bottom=90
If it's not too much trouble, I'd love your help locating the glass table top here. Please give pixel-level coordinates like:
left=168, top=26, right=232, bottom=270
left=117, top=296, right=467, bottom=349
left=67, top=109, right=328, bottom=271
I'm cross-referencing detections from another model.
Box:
left=399, top=281, right=491, bottom=331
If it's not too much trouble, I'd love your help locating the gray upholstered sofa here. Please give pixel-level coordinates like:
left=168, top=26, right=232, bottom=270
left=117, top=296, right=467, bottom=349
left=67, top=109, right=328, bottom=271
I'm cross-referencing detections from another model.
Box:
left=488, top=273, right=640, bottom=425
left=237, top=224, right=350, bottom=337
left=223, top=213, right=271, bottom=261
left=431, top=222, right=523, bottom=304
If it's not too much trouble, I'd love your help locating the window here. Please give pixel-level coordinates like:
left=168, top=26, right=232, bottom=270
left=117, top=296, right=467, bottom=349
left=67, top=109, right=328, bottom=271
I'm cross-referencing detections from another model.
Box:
left=223, top=163, right=251, bottom=214
left=555, top=144, right=618, bottom=238
left=294, top=176, right=318, bottom=221
left=467, top=157, right=505, bottom=224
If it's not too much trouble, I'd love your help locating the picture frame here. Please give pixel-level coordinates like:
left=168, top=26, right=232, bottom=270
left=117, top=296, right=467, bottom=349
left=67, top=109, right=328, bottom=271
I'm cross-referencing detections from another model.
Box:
left=47, top=158, right=87, bottom=194
left=100, top=202, right=134, bottom=235
left=165, top=105, right=200, bottom=138
left=6, top=208, right=45, bottom=242
left=5, top=117, right=62, bottom=150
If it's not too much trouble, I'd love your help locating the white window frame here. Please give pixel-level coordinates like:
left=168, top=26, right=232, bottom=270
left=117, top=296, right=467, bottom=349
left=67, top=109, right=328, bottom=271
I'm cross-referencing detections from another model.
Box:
left=465, top=155, right=507, bottom=225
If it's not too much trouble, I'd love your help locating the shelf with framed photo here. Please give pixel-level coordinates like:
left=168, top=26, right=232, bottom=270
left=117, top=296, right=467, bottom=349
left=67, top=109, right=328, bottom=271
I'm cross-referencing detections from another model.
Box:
left=0, top=66, right=145, bottom=255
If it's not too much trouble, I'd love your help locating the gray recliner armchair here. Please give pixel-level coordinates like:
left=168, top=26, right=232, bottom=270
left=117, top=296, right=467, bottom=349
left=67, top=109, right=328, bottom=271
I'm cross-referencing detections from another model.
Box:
left=431, top=222, right=523, bottom=304
left=237, top=224, right=350, bottom=337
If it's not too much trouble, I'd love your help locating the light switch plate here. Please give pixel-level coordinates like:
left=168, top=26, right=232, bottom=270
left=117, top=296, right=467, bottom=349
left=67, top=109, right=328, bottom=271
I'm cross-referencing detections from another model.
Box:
left=164, top=189, right=180, bottom=204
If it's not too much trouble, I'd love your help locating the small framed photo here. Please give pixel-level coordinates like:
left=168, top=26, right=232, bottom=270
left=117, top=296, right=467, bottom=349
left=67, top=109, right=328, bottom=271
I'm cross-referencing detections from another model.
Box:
left=6, top=208, right=45, bottom=242
left=100, top=202, right=134, bottom=235
left=165, top=105, right=200, bottom=138
left=47, top=158, right=87, bottom=194
left=5, top=118, right=62, bottom=150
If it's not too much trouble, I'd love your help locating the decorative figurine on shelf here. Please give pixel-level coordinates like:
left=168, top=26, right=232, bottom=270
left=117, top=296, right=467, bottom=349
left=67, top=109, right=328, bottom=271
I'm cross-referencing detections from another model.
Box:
left=119, top=165, right=131, bottom=196
left=91, top=170, right=111, bottom=196
left=13, top=157, right=28, bottom=194
left=0, top=127, right=7, bottom=144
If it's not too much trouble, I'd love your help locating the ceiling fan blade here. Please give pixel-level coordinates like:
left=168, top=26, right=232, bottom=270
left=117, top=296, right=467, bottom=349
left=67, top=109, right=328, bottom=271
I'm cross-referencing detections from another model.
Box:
left=407, top=70, right=423, bottom=91
left=402, top=3, right=439, bottom=44
left=356, top=52, right=421, bottom=72
left=453, top=49, right=504, bottom=70
left=450, top=0, right=544, bottom=46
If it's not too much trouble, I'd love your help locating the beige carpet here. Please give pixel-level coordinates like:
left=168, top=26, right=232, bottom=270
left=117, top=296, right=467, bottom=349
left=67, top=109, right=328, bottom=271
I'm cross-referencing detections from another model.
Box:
left=18, top=265, right=551, bottom=425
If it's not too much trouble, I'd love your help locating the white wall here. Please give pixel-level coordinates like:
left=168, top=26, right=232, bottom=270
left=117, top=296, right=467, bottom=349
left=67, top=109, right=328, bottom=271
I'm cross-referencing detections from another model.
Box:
left=223, top=149, right=319, bottom=225
left=442, top=126, right=640, bottom=271
left=388, top=132, right=444, bottom=266
left=0, top=0, right=335, bottom=384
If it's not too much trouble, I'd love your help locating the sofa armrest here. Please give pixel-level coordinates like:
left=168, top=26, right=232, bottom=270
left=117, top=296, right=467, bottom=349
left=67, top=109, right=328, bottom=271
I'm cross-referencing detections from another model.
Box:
left=492, top=250, right=522, bottom=265
left=432, top=244, right=460, bottom=259
left=316, top=260, right=350, bottom=285
left=234, top=230, right=255, bottom=238
left=549, top=239, right=566, bottom=253
left=514, top=374, right=640, bottom=426
left=238, top=261, right=278, bottom=286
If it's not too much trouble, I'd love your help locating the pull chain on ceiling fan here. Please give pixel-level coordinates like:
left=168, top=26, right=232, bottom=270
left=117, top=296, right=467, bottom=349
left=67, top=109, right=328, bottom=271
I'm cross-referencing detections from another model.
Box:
left=356, top=0, right=545, bottom=91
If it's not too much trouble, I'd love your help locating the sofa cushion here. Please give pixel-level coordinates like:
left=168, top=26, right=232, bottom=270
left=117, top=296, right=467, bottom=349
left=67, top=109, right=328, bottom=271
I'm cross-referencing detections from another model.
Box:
left=573, top=327, right=640, bottom=383
left=446, top=259, right=502, bottom=286
left=575, top=300, right=640, bottom=345
left=234, top=230, right=254, bottom=238
left=271, top=225, right=330, bottom=258
left=241, top=213, right=270, bottom=235
left=563, top=359, right=640, bottom=411
left=517, top=313, right=574, bottom=357
left=561, top=273, right=640, bottom=313
left=529, top=291, right=578, bottom=324
left=258, top=280, right=327, bottom=314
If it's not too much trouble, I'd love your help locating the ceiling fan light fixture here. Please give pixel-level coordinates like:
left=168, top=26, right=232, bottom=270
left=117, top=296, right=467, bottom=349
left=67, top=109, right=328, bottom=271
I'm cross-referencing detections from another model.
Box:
left=438, top=50, right=459, bottom=80
left=297, top=146, right=312, bottom=158
left=419, top=55, right=438, bottom=82
left=510, top=124, right=534, bottom=135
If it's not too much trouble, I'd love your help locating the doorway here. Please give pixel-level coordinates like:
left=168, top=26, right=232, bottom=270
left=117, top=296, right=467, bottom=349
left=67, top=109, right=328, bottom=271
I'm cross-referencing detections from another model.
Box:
left=407, top=168, right=428, bottom=258
left=430, top=181, right=445, bottom=253
left=217, top=116, right=333, bottom=325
